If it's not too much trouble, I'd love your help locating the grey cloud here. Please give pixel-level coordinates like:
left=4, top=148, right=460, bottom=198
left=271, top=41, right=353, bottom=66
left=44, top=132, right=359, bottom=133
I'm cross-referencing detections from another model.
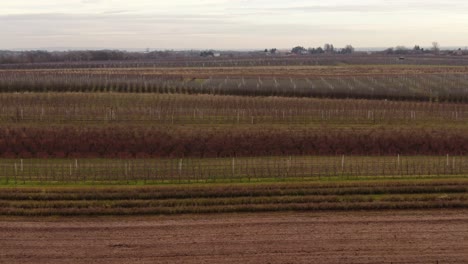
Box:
left=0, top=13, right=235, bottom=24
left=0, top=12, right=371, bottom=37
left=0, top=12, right=241, bottom=40
left=1, top=1, right=467, bottom=50
left=229, top=2, right=468, bottom=14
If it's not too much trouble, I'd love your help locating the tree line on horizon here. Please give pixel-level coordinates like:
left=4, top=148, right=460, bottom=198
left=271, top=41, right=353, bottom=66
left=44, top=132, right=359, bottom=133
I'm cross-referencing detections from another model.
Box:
left=284, top=44, right=355, bottom=55
left=1, top=42, right=466, bottom=64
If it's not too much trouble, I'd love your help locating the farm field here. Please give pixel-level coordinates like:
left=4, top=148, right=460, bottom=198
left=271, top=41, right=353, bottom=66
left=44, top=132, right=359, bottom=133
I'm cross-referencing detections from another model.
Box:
left=2, top=93, right=468, bottom=159
left=0, top=58, right=467, bottom=217
left=1, top=210, right=467, bottom=264
left=3, top=65, right=468, bottom=101
left=2, top=93, right=468, bottom=126
left=0, top=178, right=467, bottom=216
left=0, top=156, right=467, bottom=184
left=2, top=54, right=468, bottom=69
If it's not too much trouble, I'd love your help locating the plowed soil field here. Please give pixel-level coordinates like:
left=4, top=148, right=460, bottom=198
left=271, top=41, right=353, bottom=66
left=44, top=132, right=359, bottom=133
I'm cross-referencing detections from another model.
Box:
left=1, top=210, right=467, bottom=264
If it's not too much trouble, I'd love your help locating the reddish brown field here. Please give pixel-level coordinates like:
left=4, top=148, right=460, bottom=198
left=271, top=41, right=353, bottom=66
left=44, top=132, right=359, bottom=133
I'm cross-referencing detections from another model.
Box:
left=1, top=210, right=467, bottom=264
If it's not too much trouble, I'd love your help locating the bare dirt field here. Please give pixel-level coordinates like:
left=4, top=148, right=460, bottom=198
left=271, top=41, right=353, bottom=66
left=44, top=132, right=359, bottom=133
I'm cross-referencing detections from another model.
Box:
left=1, top=210, right=467, bottom=264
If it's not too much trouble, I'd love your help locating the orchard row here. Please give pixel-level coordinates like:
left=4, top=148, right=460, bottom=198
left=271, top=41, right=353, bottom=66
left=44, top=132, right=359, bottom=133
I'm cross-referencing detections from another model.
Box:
left=1, top=126, right=468, bottom=158
left=1, top=93, right=467, bottom=126
left=2, top=71, right=468, bottom=101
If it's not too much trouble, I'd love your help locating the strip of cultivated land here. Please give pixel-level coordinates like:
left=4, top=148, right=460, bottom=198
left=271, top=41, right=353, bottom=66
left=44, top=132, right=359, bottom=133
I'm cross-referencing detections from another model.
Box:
left=1, top=93, right=468, bottom=126
left=2, top=65, right=468, bottom=101
left=0, top=156, right=467, bottom=184
left=0, top=179, right=467, bottom=216
left=3, top=54, right=468, bottom=69
left=1, top=210, right=467, bottom=264
left=1, top=126, right=468, bottom=158
left=2, top=93, right=468, bottom=158
left=3, top=65, right=468, bottom=77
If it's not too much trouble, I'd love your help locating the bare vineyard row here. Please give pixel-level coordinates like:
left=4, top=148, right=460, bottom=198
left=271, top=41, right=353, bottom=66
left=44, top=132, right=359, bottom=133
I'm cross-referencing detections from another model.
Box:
left=1, top=93, right=468, bottom=125
left=2, top=71, right=468, bottom=101
left=0, top=156, right=467, bottom=183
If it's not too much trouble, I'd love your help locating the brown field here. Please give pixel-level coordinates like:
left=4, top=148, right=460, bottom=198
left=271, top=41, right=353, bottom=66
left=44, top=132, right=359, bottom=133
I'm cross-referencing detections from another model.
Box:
left=1, top=210, right=467, bottom=264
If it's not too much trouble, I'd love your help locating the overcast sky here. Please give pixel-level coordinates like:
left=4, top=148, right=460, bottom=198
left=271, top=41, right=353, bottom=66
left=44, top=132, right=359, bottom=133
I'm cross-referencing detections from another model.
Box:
left=1, top=0, right=468, bottom=50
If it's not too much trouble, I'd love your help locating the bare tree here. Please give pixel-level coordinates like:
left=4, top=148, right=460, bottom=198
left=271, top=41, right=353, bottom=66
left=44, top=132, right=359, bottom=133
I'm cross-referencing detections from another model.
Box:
left=324, top=44, right=335, bottom=53
left=432, top=42, right=440, bottom=54
left=341, top=45, right=354, bottom=54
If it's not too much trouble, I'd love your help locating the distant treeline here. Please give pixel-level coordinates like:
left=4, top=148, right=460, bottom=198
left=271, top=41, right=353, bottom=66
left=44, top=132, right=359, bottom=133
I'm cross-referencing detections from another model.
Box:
left=0, top=48, right=467, bottom=66
left=0, top=50, right=203, bottom=64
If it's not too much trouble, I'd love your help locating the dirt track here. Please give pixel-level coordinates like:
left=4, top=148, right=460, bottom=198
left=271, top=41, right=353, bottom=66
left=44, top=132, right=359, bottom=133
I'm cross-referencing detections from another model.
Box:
left=1, top=210, right=467, bottom=264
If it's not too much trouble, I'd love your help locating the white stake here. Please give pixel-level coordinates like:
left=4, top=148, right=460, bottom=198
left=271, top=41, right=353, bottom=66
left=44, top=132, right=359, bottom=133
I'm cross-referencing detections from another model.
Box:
left=232, top=158, right=235, bottom=176
left=341, top=155, right=345, bottom=171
